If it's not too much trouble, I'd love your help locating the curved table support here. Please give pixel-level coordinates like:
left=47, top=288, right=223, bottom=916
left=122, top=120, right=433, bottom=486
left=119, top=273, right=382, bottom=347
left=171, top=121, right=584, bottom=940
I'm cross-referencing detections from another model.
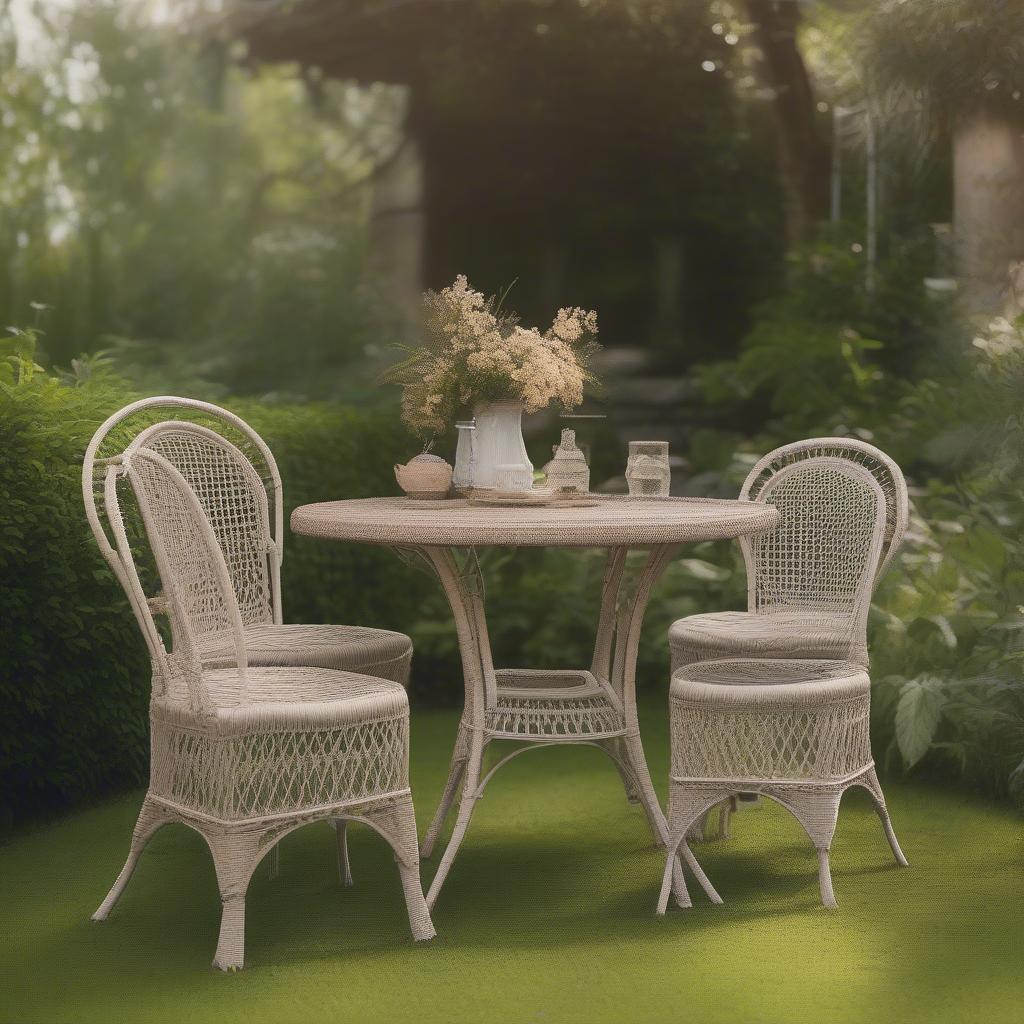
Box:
left=418, top=542, right=719, bottom=911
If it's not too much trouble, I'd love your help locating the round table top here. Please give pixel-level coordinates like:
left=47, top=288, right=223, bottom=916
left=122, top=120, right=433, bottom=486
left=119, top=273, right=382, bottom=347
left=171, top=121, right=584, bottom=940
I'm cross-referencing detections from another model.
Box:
left=290, top=495, right=779, bottom=548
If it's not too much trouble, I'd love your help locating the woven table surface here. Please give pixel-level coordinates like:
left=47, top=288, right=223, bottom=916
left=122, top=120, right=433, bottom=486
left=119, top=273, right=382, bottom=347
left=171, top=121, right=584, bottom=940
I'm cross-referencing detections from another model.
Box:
left=290, top=495, right=779, bottom=548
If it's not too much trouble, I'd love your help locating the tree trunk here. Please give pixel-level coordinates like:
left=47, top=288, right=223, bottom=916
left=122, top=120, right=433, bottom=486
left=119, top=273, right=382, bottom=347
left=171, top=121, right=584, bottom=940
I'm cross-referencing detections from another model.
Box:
left=953, top=105, right=1024, bottom=314
left=746, top=0, right=829, bottom=245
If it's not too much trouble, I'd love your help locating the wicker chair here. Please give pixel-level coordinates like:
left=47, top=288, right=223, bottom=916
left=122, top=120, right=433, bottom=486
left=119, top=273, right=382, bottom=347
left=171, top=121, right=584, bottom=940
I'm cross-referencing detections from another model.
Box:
left=84, top=397, right=414, bottom=884
left=658, top=658, right=908, bottom=914
left=84, top=397, right=413, bottom=686
left=669, top=442, right=908, bottom=840
left=669, top=438, right=908, bottom=672
left=88, top=447, right=434, bottom=969
left=658, top=461, right=908, bottom=911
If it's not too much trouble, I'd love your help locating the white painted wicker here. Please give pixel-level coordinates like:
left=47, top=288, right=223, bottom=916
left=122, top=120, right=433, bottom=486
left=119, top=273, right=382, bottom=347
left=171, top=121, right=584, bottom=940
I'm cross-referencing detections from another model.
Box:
left=657, top=657, right=908, bottom=913
left=88, top=448, right=434, bottom=969
left=82, top=396, right=413, bottom=687
left=669, top=439, right=909, bottom=672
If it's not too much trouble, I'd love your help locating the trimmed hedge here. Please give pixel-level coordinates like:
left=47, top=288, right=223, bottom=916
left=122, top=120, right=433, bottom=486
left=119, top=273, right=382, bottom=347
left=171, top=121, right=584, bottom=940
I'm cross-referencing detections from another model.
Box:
left=0, top=376, right=434, bottom=829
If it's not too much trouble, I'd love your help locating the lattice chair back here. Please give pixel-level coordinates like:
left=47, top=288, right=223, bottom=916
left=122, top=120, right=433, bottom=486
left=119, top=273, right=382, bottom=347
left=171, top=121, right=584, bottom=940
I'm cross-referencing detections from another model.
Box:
left=105, top=448, right=249, bottom=714
left=739, top=458, right=886, bottom=662
left=124, top=421, right=276, bottom=628
left=740, top=437, right=908, bottom=581
left=82, top=396, right=284, bottom=633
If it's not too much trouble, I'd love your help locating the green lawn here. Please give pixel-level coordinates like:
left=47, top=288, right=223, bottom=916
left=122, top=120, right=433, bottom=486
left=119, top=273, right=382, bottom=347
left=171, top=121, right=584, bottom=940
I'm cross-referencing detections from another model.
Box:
left=2, top=704, right=1021, bottom=1024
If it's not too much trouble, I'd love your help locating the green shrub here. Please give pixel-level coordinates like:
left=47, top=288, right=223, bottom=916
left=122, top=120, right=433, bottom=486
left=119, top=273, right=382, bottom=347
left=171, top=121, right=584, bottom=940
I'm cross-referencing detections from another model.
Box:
left=1, top=375, right=152, bottom=830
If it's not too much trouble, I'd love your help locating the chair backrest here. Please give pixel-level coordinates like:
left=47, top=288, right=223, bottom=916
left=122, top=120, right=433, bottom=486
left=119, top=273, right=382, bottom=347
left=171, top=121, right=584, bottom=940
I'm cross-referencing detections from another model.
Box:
left=739, top=457, right=886, bottom=660
left=83, top=396, right=283, bottom=628
left=125, top=422, right=275, bottom=626
left=740, top=437, right=908, bottom=581
left=103, top=447, right=249, bottom=712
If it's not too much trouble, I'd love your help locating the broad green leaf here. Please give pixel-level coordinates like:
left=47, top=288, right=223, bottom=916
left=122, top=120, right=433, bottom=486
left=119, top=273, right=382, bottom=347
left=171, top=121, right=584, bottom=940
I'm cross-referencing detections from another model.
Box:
left=895, top=677, right=947, bottom=768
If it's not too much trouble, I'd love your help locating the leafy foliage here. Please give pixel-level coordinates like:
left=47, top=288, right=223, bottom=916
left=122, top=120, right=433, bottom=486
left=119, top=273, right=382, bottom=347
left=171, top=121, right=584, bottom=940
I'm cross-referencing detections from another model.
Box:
left=0, top=326, right=45, bottom=386
left=894, top=677, right=946, bottom=768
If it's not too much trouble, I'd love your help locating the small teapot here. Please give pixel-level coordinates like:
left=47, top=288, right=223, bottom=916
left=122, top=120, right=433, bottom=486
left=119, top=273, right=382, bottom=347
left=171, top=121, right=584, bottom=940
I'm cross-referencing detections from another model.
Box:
left=394, top=453, right=453, bottom=499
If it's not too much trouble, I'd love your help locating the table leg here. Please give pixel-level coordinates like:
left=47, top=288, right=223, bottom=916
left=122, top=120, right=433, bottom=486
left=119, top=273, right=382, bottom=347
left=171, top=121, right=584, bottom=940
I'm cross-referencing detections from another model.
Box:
left=603, top=544, right=721, bottom=906
left=416, top=543, right=719, bottom=910
left=416, top=547, right=493, bottom=911
left=425, top=728, right=485, bottom=911
left=420, top=721, right=470, bottom=859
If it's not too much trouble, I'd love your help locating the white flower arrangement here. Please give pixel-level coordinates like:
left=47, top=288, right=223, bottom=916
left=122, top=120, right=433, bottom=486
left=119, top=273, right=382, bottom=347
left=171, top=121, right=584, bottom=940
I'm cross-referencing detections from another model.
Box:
left=383, top=275, right=600, bottom=436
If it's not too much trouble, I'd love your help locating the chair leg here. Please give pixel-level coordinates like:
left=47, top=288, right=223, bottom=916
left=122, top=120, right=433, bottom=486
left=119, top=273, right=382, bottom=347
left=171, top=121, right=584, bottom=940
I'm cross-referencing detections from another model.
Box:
left=215, top=894, right=248, bottom=972
left=204, top=829, right=266, bottom=971
left=335, top=820, right=354, bottom=886
left=361, top=797, right=436, bottom=942
left=677, top=842, right=724, bottom=906
left=690, top=799, right=732, bottom=843
left=718, top=797, right=737, bottom=839
left=860, top=767, right=909, bottom=867
left=421, top=724, right=470, bottom=859
left=781, top=790, right=843, bottom=909
left=657, top=837, right=687, bottom=915
left=596, top=736, right=642, bottom=805
left=659, top=786, right=729, bottom=915
left=397, top=860, right=436, bottom=942
left=685, top=811, right=708, bottom=843
left=658, top=838, right=723, bottom=914
left=92, top=795, right=169, bottom=922
left=816, top=848, right=837, bottom=909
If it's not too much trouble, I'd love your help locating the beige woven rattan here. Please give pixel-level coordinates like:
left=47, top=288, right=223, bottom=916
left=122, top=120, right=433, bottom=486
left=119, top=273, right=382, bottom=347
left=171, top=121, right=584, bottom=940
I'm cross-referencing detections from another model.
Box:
left=657, top=658, right=908, bottom=913
left=82, top=397, right=413, bottom=687
left=291, top=495, right=780, bottom=911
left=669, top=438, right=908, bottom=673
left=88, top=448, right=434, bottom=969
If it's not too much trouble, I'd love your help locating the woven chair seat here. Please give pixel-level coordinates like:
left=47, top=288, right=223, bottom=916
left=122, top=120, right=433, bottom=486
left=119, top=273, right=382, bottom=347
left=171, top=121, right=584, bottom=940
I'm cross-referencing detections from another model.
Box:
left=197, top=624, right=413, bottom=684
left=486, top=669, right=625, bottom=739
left=671, top=658, right=868, bottom=712
left=155, top=666, right=408, bottom=734
left=148, top=668, right=411, bottom=827
left=668, top=609, right=852, bottom=670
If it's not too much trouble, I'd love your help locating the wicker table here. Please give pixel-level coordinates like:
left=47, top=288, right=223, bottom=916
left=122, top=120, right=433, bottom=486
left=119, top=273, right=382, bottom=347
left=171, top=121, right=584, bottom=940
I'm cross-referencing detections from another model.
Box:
left=291, top=495, right=779, bottom=910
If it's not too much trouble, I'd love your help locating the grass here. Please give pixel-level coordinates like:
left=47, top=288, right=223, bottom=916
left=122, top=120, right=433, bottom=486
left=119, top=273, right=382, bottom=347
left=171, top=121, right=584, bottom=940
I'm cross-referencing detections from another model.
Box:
left=2, top=702, right=1022, bottom=1024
